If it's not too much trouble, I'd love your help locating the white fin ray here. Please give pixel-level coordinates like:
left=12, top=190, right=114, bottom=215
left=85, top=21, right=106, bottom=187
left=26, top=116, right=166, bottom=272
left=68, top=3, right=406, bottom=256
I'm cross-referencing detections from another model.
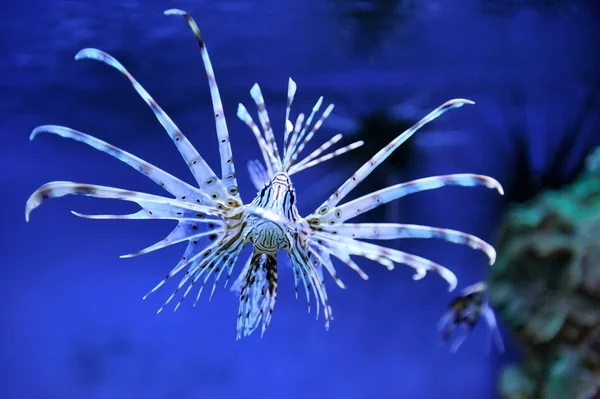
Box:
left=208, top=248, right=243, bottom=301
left=120, top=223, right=223, bottom=259
left=313, top=233, right=458, bottom=291
left=321, top=247, right=369, bottom=281
left=285, top=113, right=305, bottom=160
left=284, top=97, right=324, bottom=165
left=305, top=250, right=334, bottom=320
left=289, top=139, right=364, bottom=176
left=237, top=104, right=277, bottom=176
left=291, top=133, right=344, bottom=170
left=178, top=238, right=245, bottom=311
left=314, top=99, right=476, bottom=215
left=165, top=9, right=241, bottom=201
left=25, top=181, right=220, bottom=223
left=144, top=240, right=220, bottom=303
left=148, top=229, right=244, bottom=312
left=75, top=48, right=231, bottom=203
left=249, top=84, right=282, bottom=168
left=320, top=223, right=496, bottom=265
left=309, top=174, right=504, bottom=224
left=236, top=254, right=271, bottom=338
left=30, top=125, right=217, bottom=207
left=308, top=243, right=347, bottom=290
left=287, top=103, right=335, bottom=168
left=284, top=78, right=297, bottom=149
left=290, top=242, right=332, bottom=326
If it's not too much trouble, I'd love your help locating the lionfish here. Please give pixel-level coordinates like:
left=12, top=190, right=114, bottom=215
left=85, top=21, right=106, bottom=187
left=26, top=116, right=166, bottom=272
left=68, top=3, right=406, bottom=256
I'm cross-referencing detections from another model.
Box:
left=438, top=282, right=505, bottom=353
left=25, top=9, right=504, bottom=339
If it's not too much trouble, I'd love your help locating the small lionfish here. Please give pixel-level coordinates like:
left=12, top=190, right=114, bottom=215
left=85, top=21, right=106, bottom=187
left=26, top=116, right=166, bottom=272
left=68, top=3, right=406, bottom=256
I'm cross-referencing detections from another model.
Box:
left=438, top=282, right=505, bottom=353
left=25, top=9, right=504, bottom=339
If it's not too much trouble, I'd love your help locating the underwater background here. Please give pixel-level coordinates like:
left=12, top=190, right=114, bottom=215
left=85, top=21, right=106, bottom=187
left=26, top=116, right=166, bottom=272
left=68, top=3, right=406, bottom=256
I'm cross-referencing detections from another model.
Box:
left=2, top=0, right=600, bottom=398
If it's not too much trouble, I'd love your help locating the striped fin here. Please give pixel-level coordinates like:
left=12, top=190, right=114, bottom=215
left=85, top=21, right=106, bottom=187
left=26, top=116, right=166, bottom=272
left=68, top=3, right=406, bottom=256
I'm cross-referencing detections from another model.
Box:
left=208, top=248, right=243, bottom=301
left=284, top=78, right=297, bottom=149
left=29, top=125, right=216, bottom=207
left=287, top=238, right=332, bottom=327
left=230, top=254, right=252, bottom=295
left=147, top=228, right=244, bottom=312
left=308, top=243, right=347, bottom=289
left=319, top=223, right=496, bottom=265
left=176, top=236, right=245, bottom=311
left=249, top=84, right=282, bottom=169
left=74, top=48, right=231, bottom=203
left=313, top=233, right=458, bottom=291
left=287, top=103, right=335, bottom=168
left=120, top=223, right=222, bottom=259
left=142, top=243, right=201, bottom=303
left=236, top=252, right=279, bottom=339
left=284, top=113, right=305, bottom=161
left=324, top=249, right=369, bottom=281
left=151, top=241, right=223, bottom=313
left=165, top=9, right=240, bottom=200
left=237, top=104, right=277, bottom=176
left=292, top=133, right=344, bottom=170
left=314, top=99, right=476, bottom=215
left=144, top=240, right=221, bottom=304
left=306, top=250, right=334, bottom=320
left=284, top=97, right=323, bottom=165
left=25, top=182, right=219, bottom=222
left=309, top=174, right=504, bottom=223
left=289, top=137, right=364, bottom=176
left=24, top=179, right=244, bottom=311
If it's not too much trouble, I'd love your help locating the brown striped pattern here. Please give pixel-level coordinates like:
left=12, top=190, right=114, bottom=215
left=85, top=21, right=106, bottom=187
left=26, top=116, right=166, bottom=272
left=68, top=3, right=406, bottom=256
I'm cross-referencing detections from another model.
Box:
left=165, top=9, right=240, bottom=200
left=314, top=99, right=476, bottom=215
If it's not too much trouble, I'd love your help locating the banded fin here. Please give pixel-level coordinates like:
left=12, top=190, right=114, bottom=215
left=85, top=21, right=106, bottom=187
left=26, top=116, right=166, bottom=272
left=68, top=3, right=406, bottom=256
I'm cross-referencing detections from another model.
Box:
left=237, top=104, right=277, bottom=176
left=165, top=9, right=241, bottom=200
left=284, top=96, right=323, bottom=165
left=75, top=48, right=231, bottom=203
left=319, top=223, right=496, bottom=265
left=289, top=135, right=364, bottom=176
left=310, top=174, right=504, bottom=223
left=249, top=84, right=282, bottom=169
left=313, top=233, right=458, bottom=291
left=236, top=252, right=279, bottom=339
left=29, top=125, right=215, bottom=206
left=25, top=181, right=218, bottom=222
left=120, top=223, right=222, bottom=259
left=314, top=99, right=478, bottom=214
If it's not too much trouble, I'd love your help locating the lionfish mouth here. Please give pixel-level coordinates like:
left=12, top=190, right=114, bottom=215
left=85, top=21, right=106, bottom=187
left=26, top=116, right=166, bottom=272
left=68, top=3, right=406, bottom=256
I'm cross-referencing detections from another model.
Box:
left=24, top=8, right=504, bottom=340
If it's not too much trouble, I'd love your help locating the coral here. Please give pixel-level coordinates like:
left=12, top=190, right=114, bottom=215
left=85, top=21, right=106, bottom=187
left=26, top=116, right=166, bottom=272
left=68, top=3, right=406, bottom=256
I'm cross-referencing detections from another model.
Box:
left=489, top=148, right=600, bottom=398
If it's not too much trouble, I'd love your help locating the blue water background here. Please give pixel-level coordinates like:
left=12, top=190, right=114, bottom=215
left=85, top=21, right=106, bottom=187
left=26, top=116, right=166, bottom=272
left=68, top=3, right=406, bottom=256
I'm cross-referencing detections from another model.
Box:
left=1, top=1, right=599, bottom=398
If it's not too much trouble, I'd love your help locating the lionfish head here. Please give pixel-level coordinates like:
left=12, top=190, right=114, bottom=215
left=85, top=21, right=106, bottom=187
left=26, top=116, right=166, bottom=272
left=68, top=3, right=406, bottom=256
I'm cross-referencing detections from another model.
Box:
left=252, top=171, right=297, bottom=218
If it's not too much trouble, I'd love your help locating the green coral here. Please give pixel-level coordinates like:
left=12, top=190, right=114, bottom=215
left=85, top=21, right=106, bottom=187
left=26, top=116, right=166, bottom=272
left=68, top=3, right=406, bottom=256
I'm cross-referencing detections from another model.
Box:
left=490, top=148, right=600, bottom=399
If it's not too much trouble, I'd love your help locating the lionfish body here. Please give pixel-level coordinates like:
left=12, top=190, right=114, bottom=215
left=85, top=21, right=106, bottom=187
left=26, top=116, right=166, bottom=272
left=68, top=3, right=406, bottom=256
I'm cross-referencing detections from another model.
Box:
left=25, top=9, right=504, bottom=339
left=438, top=282, right=505, bottom=353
